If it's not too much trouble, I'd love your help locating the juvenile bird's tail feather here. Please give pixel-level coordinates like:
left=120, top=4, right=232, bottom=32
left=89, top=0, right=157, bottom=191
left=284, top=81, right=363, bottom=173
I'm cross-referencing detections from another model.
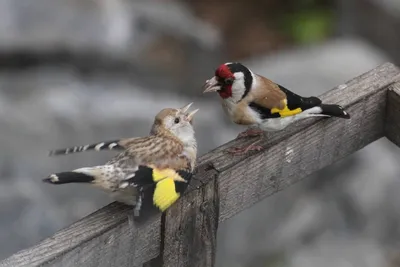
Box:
left=48, top=139, right=124, bottom=156
left=43, top=166, right=105, bottom=185
left=43, top=171, right=95, bottom=184
left=319, top=104, right=350, bottom=119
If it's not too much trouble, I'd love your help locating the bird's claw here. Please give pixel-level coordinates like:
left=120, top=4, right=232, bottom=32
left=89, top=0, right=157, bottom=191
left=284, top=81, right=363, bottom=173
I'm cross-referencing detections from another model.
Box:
left=236, top=129, right=264, bottom=139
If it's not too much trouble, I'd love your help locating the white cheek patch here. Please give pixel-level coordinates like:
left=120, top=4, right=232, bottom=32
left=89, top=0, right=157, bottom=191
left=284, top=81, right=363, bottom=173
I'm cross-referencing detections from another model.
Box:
left=231, top=72, right=246, bottom=102
left=233, top=72, right=245, bottom=80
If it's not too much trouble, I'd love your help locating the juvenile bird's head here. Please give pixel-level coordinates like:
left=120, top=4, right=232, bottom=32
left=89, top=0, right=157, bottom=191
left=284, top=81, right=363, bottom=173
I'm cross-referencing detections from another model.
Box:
left=151, top=103, right=199, bottom=145
left=202, top=62, right=254, bottom=102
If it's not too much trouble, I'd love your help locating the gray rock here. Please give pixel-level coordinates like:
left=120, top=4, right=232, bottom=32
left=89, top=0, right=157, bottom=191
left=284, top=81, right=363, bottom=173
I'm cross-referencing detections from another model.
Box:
left=0, top=0, right=220, bottom=54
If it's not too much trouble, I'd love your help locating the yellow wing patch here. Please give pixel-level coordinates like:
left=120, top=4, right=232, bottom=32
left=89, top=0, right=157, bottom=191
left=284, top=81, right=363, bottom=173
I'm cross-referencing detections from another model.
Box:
left=151, top=168, right=188, bottom=211
left=153, top=178, right=180, bottom=211
left=151, top=168, right=186, bottom=183
left=270, top=99, right=302, bottom=117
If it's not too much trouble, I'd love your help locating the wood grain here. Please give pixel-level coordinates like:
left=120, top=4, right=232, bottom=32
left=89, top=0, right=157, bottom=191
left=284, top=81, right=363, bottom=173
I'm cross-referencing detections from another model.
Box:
left=1, top=62, right=400, bottom=267
left=0, top=203, right=161, bottom=267
left=385, top=82, right=400, bottom=146
left=162, top=169, right=219, bottom=267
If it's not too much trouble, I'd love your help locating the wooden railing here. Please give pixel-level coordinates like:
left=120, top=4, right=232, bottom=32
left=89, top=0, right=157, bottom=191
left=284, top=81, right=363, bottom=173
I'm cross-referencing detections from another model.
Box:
left=1, top=62, right=400, bottom=267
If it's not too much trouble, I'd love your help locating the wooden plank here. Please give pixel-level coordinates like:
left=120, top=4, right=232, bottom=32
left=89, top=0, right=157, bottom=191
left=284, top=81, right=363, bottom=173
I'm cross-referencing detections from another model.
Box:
left=142, top=256, right=163, bottom=267
left=0, top=203, right=161, bottom=267
left=384, top=82, right=400, bottom=146
left=1, top=63, right=400, bottom=267
left=162, top=168, right=219, bottom=267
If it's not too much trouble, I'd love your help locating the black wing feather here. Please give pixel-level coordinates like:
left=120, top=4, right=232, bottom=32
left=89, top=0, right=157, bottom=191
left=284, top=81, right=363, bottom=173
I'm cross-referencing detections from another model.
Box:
left=249, top=84, right=322, bottom=119
left=277, top=85, right=321, bottom=110
left=128, top=166, right=193, bottom=220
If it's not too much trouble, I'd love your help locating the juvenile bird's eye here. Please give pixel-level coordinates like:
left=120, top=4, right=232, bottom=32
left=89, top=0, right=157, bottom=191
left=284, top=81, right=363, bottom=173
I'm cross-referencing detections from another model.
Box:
left=174, top=118, right=180, bottom=124
left=225, top=77, right=234, bottom=85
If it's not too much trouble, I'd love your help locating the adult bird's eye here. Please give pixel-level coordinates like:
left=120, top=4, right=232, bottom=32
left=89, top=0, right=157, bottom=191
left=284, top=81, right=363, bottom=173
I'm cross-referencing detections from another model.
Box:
left=174, top=118, right=180, bottom=124
left=225, top=77, right=234, bottom=85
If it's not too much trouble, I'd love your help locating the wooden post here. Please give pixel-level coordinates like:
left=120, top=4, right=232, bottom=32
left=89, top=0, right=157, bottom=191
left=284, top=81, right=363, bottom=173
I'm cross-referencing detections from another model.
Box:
left=162, top=167, right=219, bottom=267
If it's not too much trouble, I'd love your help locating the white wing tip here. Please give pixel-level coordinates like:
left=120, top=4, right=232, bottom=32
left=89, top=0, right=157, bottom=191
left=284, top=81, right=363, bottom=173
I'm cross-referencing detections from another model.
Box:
left=94, top=143, right=105, bottom=151
left=109, top=143, right=118, bottom=149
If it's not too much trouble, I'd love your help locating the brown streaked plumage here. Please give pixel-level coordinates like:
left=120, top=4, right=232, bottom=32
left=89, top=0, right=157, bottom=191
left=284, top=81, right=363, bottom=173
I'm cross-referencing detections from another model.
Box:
left=43, top=103, right=199, bottom=217
left=203, top=62, right=350, bottom=155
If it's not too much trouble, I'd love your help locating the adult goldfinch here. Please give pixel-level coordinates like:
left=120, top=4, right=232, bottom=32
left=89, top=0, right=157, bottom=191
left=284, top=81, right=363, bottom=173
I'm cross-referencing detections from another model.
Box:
left=43, top=103, right=199, bottom=217
left=202, top=62, right=350, bottom=154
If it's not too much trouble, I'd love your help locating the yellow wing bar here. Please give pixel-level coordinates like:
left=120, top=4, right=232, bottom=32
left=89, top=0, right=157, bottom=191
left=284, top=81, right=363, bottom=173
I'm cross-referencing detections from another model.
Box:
left=271, top=99, right=302, bottom=117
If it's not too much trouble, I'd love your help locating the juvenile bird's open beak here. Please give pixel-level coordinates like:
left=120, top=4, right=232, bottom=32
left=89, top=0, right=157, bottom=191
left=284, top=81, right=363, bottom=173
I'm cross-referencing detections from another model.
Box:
left=202, top=76, right=220, bottom=93
left=179, top=102, right=199, bottom=122
left=186, top=108, right=199, bottom=122
left=179, top=102, right=193, bottom=113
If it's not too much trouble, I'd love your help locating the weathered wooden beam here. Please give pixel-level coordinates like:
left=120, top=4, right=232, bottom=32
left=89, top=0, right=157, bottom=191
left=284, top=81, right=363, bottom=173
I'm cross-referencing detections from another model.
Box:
left=0, top=203, right=161, bottom=267
left=384, top=82, right=400, bottom=146
left=1, top=63, right=399, bottom=267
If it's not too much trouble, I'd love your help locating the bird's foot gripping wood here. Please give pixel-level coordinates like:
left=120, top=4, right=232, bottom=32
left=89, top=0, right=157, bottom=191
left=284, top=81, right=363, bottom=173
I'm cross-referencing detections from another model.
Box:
left=226, top=138, right=263, bottom=155
left=133, top=192, right=143, bottom=217
left=236, top=128, right=264, bottom=139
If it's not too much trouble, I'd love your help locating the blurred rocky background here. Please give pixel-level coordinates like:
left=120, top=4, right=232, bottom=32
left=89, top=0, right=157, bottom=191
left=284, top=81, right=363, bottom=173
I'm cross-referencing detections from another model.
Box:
left=0, top=0, right=400, bottom=266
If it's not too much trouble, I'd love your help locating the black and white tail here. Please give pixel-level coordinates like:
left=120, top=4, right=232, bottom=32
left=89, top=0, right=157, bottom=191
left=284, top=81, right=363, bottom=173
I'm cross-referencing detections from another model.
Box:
left=48, top=140, right=124, bottom=156
left=43, top=172, right=95, bottom=184
left=319, top=104, right=350, bottom=119
left=43, top=167, right=104, bottom=184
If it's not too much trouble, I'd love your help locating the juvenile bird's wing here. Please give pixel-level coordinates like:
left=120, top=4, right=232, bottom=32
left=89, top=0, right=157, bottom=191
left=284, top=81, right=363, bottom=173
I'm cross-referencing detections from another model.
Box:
left=249, top=75, right=322, bottom=119
left=109, top=135, right=194, bottom=214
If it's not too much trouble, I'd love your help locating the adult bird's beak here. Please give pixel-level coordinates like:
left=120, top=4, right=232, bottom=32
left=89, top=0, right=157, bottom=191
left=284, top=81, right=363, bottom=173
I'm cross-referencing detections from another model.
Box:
left=202, top=76, right=220, bottom=93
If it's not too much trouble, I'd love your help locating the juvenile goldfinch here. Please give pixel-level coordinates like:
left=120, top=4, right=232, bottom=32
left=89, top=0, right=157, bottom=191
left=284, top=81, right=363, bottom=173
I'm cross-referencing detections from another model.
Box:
left=43, top=103, right=199, bottom=217
left=202, top=62, right=350, bottom=154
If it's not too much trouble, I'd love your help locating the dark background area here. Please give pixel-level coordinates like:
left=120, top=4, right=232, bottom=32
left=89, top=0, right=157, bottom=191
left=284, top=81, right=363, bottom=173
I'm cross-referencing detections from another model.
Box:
left=0, top=0, right=400, bottom=266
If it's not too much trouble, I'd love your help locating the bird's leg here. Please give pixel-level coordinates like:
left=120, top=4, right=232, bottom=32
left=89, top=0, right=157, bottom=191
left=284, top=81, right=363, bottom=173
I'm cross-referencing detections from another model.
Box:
left=128, top=191, right=143, bottom=234
left=236, top=127, right=264, bottom=139
left=128, top=213, right=137, bottom=234
left=226, top=137, right=264, bottom=155
left=133, top=191, right=143, bottom=217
